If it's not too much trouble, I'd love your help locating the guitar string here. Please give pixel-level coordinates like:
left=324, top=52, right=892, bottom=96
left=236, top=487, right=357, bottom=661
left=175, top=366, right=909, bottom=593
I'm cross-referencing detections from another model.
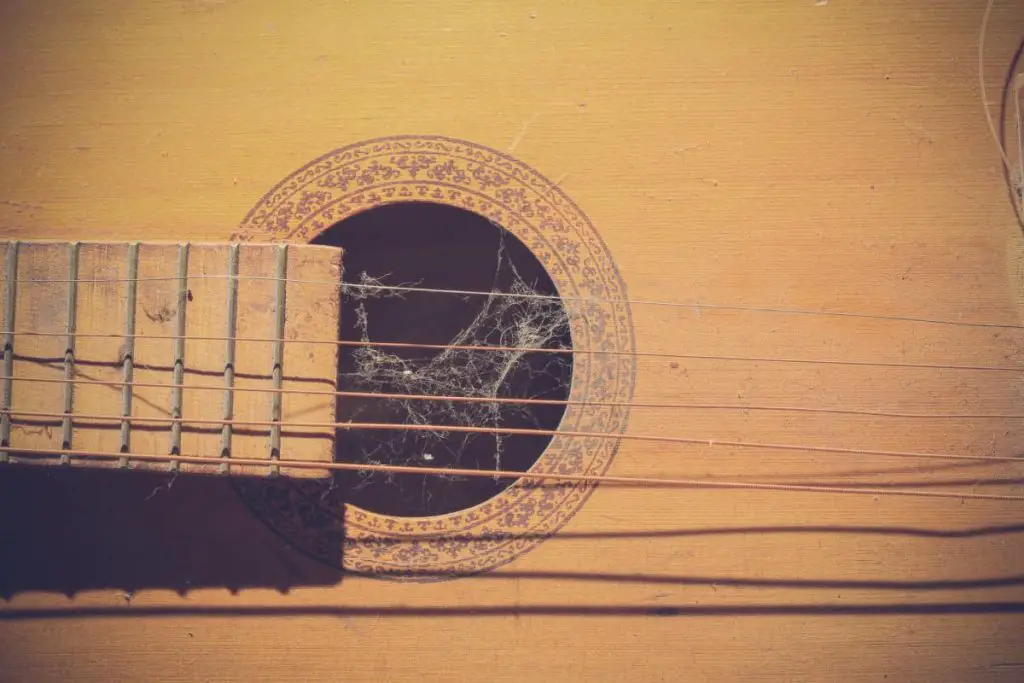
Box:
left=5, top=263, right=1024, bottom=492
left=5, top=319, right=1024, bottom=478
left=7, top=330, right=1022, bottom=374
left=1, top=444, right=1021, bottom=503
left=10, top=272, right=1024, bottom=331
left=6, top=307, right=1022, bottom=489
left=4, top=408, right=1022, bottom=465
left=8, top=374, right=1024, bottom=420
left=978, top=0, right=1024, bottom=224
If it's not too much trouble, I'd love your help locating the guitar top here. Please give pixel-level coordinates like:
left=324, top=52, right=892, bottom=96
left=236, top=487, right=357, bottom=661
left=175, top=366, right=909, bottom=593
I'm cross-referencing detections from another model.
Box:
left=1, top=2, right=1023, bottom=682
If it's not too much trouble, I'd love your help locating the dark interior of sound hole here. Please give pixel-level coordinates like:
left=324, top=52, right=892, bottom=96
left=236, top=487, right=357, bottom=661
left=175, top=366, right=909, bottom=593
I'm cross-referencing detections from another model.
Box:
left=311, top=202, right=573, bottom=517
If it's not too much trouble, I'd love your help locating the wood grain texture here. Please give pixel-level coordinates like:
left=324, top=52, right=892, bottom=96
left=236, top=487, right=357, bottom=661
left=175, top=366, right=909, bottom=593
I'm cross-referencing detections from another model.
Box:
left=1, top=1, right=1024, bottom=681
left=0, top=240, right=341, bottom=478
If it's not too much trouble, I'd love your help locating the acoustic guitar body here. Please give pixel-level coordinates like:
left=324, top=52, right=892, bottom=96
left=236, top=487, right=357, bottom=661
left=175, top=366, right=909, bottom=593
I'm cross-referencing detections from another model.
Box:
left=2, top=1, right=1024, bottom=681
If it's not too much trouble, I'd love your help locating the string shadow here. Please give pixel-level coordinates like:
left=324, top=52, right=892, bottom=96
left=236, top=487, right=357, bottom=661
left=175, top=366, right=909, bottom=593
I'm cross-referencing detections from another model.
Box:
left=1000, top=38, right=1024, bottom=232
left=3, top=461, right=1024, bottom=607
left=0, top=464, right=345, bottom=599
left=341, top=567, right=1024, bottom=591
left=4, top=602, right=1024, bottom=621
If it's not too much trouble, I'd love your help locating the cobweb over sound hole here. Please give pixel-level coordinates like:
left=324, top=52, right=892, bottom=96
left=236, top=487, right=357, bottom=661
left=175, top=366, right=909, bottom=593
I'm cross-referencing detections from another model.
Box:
left=311, top=202, right=574, bottom=517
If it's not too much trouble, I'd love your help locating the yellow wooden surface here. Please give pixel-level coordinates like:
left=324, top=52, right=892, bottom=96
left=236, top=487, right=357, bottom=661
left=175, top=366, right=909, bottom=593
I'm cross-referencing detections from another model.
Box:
left=2, top=1, right=1024, bottom=681
left=0, top=240, right=340, bottom=478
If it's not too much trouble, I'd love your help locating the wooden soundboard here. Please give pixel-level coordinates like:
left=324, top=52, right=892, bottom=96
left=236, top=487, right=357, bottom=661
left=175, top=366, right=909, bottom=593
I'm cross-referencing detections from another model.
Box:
left=1, top=1, right=1024, bottom=681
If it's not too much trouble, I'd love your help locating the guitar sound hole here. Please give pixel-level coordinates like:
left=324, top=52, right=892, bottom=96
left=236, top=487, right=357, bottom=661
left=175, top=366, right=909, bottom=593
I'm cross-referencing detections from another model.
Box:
left=311, top=202, right=573, bottom=517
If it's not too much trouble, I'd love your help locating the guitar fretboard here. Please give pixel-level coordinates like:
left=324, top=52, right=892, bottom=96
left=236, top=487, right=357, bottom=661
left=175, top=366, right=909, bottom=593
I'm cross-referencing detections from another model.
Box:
left=0, top=240, right=342, bottom=479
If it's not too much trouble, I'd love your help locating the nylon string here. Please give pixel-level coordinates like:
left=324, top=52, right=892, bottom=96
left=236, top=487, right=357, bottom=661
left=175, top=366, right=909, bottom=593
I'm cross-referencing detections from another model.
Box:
left=9, top=272, right=1024, bottom=331
left=4, top=264, right=1024, bottom=504
left=1, top=444, right=1021, bottom=503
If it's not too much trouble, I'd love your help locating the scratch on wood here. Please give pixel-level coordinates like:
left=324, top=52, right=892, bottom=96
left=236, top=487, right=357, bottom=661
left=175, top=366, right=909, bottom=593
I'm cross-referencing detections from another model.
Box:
left=508, top=114, right=538, bottom=153
left=179, top=0, right=234, bottom=13
left=0, top=199, right=43, bottom=210
left=13, top=425, right=53, bottom=439
left=673, top=140, right=709, bottom=157
left=144, top=304, right=176, bottom=324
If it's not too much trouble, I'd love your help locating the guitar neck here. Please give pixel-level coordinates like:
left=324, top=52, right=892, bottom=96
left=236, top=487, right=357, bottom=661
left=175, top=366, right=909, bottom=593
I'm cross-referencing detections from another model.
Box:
left=0, top=239, right=343, bottom=479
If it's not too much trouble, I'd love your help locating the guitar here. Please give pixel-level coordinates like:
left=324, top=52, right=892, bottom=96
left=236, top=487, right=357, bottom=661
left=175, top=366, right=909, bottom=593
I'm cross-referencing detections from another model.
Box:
left=1, top=1, right=1024, bottom=681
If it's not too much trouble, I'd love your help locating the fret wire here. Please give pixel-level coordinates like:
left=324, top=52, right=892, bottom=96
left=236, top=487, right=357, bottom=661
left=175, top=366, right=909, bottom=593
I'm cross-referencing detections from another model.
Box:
left=220, top=244, right=239, bottom=474
left=1, top=444, right=1021, bottom=503
left=168, top=243, right=189, bottom=471
left=118, top=243, right=139, bottom=468
left=268, top=244, right=287, bottom=477
left=3, top=407, right=1022, bottom=464
left=60, top=242, right=79, bottom=463
left=0, top=240, right=19, bottom=461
